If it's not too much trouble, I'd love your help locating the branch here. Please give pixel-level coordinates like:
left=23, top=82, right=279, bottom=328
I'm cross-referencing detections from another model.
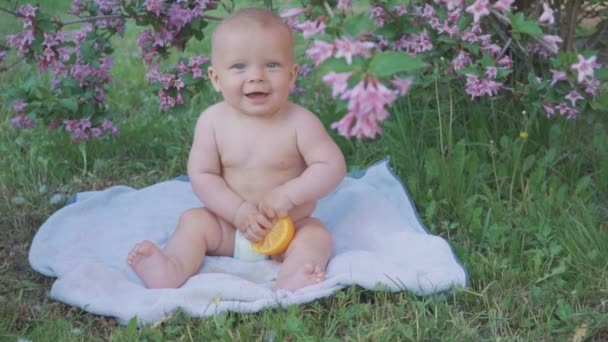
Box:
left=491, top=9, right=558, bottom=54
left=0, top=6, right=20, bottom=17
left=201, top=14, right=223, bottom=21
left=323, top=1, right=335, bottom=18
left=0, top=56, right=26, bottom=73
left=60, top=14, right=126, bottom=26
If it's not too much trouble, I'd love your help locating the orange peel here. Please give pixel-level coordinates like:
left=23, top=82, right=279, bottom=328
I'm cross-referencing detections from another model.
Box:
left=252, top=216, right=295, bottom=255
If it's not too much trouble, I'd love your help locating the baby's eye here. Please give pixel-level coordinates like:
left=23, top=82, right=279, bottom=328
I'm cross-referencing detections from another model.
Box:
left=266, top=62, right=280, bottom=68
left=232, top=63, right=245, bottom=70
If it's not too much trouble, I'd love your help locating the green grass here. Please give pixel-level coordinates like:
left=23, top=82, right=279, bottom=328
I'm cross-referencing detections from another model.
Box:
left=2, top=1, right=608, bottom=341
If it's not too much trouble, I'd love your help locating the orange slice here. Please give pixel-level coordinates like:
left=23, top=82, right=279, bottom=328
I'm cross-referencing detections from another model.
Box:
left=252, top=216, right=295, bottom=256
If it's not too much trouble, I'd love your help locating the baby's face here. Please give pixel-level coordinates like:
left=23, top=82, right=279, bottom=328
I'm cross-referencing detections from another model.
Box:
left=208, top=24, right=298, bottom=118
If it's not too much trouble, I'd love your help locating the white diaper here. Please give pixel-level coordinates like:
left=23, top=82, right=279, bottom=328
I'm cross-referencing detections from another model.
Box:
left=234, top=231, right=268, bottom=261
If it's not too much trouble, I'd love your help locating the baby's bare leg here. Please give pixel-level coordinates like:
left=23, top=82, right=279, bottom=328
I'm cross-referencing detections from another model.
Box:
left=275, top=217, right=332, bottom=291
left=127, top=207, right=232, bottom=288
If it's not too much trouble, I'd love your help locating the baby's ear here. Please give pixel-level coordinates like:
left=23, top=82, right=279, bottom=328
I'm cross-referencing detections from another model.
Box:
left=207, top=66, right=221, bottom=92
left=290, top=64, right=299, bottom=83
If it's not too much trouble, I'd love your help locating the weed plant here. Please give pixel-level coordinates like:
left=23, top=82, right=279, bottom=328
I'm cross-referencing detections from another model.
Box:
left=1, top=0, right=607, bottom=340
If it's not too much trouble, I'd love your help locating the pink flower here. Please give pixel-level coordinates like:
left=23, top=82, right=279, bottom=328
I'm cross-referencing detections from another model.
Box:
left=280, top=7, right=307, bottom=28
left=167, top=4, right=194, bottom=30
left=279, top=7, right=307, bottom=18
left=71, top=0, right=85, bottom=15
left=493, top=0, right=514, bottom=12
left=571, top=54, right=597, bottom=83
left=159, top=90, right=176, bottom=111
left=322, top=72, right=351, bottom=98
left=295, top=19, right=326, bottom=39
left=564, top=90, right=584, bottom=106
left=306, top=40, right=334, bottom=66
left=143, top=0, right=165, bottom=16
left=465, top=75, right=502, bottom=99
left=466, top=0, right=490, bottom=23
left=337, top=0, right=351, bottom=11
left=542, top=103, right=555, bottom=117
left=549, top=69, right=567, bottom=86
left=538, top=3, right=554, bottom=25
left=556, top=102, right=570, bottom=115
left=334, top=38, right=357, bottom=64
left=192, top=67, right=204, bottom=78
left=496, top=56, right=512, bottom=70
left=332, top=77, right=396, bottom=139
left=102, top=118, right=119, bottom=137
left=541, top=35, right=562, bottom=54
left=393, top=4, right=408, bottom=15
left=485, top=66, right=497, bottom=78
left=17, top=4, right=38, bottom=18
left=444, top=0, right=465, bottom=11
left=583, top=78, right=600, bottom=96
left=331, top=112, right=357, bottom=138
left=334, top=38, right=376, bottom=65
left=13, top=99, right=27, bottom=114
left=10, top=115, right=35, bottom=129
left=451, top=50, right=471, bottom=71
left=391, top=76, right=414, bottom=96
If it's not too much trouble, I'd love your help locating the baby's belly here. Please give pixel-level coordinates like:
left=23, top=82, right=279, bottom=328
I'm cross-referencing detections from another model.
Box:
left=224, top=167, right=316, bottom=221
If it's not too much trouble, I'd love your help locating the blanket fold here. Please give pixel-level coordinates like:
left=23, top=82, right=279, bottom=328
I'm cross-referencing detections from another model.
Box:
left=29, top=159, right=467, bottom=324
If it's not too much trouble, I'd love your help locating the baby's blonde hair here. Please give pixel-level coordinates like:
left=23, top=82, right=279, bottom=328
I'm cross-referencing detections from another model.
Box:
left=211, top=8, right=294, bottom=62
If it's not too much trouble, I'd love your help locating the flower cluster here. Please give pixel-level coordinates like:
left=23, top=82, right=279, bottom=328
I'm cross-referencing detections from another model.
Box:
left=10, top=99, right=35, bottom=129
left=136, top=0, right=213, bottom=70
left=63, top=118, right=119, bottom=142
left=1, top=0, right=605, bottom=143
left=285, top=0, right=604, bottom=138
left=541, top=54, right=602, bottom=119
left=329, top=76, right=397, bottom=139
left=6, top=4, right=38, bottom=54
left=5, top=3, right=118, bottom=140
left=146, top=54, right=210, bottom=111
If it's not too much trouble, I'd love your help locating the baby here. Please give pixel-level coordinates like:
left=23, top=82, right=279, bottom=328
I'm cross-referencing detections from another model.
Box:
left=127, top=8, right=346, bottom=291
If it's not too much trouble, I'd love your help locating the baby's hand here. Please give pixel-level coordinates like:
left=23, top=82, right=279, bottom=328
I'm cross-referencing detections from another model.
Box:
left=234, top=201, right=272, bottom=242
left=258, top=189, right=295, bottom=220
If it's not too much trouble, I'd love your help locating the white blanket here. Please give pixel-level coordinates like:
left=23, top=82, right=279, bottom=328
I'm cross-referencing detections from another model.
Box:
left=29, top=160, right=467, bottom=324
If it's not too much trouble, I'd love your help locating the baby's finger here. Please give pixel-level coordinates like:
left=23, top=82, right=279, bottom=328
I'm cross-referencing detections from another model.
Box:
left=248, top=223, right=266, bottom=240
left=275, top=206, right=289, bottom=219
left=258, top=203, right=275, bottom=219
left=257, top=214, right=273, bottom=230
left=246, top=229, right=263, bottom=242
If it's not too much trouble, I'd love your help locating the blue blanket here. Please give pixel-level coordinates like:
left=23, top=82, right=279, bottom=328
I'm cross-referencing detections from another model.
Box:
left=29, top=159, right=467, bottom=324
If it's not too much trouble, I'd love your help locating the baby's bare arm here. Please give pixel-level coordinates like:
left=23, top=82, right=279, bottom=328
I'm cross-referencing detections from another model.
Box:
left=277, top=109, right=346, bottom=205
left=187, top=111, right=244, bottom=225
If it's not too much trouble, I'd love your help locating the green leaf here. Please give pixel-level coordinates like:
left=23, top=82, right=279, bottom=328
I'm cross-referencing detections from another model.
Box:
left=496, top=68, right=512, bottom=78
left=369, top=51, right=427, bottom=77
left=508, top=12, right=543, bottom=38
left=80, top=40, right=96, bottom=61
left=590, top=91, right=608, bottom=111
left=59, top=98, right=79, bottom=113
left=456, top=65, right=480, bottom=76
left=317, top=57, right=362, bottom=75
left=35, top=14, right=56, bottom=32
left=343, top=13, right=376, bottom=37
left=480, top=53, right=495, bottom=67
left=574, top=175, right=592, bottom=195
left=595, top=67, right=608, bottom=80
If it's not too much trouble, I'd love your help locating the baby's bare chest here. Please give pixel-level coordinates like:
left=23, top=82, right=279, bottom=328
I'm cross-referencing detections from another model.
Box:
left=215, top=120, right=304, bottom=171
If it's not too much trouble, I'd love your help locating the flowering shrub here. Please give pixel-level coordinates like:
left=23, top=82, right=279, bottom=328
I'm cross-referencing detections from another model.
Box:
left=0, top=0, right=606, bottom=142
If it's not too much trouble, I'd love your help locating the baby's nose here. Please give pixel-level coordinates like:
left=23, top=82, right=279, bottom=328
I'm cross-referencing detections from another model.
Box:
left=247, top=67, right=265, bottom=82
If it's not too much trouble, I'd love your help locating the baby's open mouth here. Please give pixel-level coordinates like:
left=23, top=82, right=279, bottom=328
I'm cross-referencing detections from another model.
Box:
left=246, top=92, right=269, bottom=99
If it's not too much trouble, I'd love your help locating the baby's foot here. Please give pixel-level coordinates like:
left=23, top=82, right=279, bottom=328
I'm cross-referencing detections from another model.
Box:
left=127, top=240, right=183, bottom=289
left=275, top=263, right=325, bottom=292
